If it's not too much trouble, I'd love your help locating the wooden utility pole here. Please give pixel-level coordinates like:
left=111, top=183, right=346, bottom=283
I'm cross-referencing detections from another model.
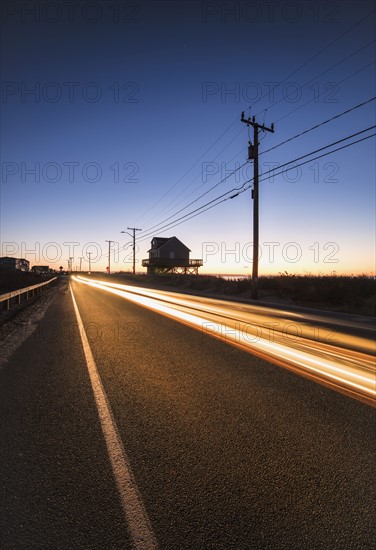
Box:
left=241, top=113, right=274, bottom=299
left=128, top=227, right=142, bottom=275
left=122, top=228, right=142, bottom=274
left=105, top=240, right=114, bottom=274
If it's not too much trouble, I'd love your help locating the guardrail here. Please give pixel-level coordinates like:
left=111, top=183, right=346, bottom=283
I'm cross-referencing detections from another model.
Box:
left=0, top=277, right=58, bottom=310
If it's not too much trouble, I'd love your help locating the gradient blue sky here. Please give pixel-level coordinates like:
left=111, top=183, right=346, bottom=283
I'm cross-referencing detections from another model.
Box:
left=1, top=0, right=375, bottom=275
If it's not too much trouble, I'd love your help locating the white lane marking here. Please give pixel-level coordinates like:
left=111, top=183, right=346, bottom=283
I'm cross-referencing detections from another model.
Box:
left=70, top=284, right=158, bottom=550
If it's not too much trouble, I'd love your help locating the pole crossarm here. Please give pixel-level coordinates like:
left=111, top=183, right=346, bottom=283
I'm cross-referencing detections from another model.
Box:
left=241, top=112, right=275, bottom=133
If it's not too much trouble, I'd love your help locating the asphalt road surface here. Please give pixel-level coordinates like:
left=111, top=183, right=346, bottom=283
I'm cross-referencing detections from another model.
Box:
left=1, top=278, right=375, bottom=549
left=72, top=276, right=376, bottom=404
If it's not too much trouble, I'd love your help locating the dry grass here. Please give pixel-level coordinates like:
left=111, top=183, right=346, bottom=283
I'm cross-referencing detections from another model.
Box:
left=114, top=272, right=376, bottom=316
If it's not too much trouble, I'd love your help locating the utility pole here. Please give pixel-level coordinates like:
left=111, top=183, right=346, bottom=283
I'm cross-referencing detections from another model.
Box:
left=79, top=257, right=83, bottom=272
left=241, top=113, right=274, bottom=299
left=69, top=257, right=74, bottom=273
left=105, top=240, right=114, bottom=275
left=88, top=252, right=92, bottom=274
left=121, top=227, right=142, bottom=274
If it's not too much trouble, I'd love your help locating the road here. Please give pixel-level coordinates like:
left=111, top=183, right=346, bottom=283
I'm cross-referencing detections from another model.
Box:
left=1, top=276, right=375, bottom=549
left=74, top=275, right=375, bottom=405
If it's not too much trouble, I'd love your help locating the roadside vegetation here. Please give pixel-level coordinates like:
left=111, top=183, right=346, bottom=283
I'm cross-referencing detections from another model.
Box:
left=112, top=272, right=376, bottom=316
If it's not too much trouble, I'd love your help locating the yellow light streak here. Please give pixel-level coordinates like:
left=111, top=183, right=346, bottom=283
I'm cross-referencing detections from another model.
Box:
left=73, top=276, right=376, bottom=405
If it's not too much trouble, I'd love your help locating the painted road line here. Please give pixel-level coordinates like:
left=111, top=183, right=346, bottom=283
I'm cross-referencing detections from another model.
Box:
left=70, top=284, right=158, bottom=550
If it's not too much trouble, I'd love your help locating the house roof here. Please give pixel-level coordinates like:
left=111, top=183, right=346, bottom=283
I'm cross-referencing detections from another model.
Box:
left=0, top=257, right=29, bottom=262
left=149, top=237, right=170, bottom=250
left=148, top=236, right=191, bottom=253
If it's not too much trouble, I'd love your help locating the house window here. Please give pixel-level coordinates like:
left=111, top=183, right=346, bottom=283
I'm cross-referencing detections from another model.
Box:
left=169, top=252, right=175, bottom=259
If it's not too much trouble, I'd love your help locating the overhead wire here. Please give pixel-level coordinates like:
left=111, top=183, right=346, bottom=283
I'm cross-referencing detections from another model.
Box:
left=258, top=133, right=376, bottom=185
left=138, top=180, right=250, bottom=243
left=275, top=59, right=376, bottom=123
left=136, top=118, right=240, bottom=223
left=137, top=9, right=375, bottom=224
left=253, top=39, right=375, bottom=120
left=141, top=124, right=247, bottom=226
left=140, top=161, right=248, bottom=235
left=221, top=63, right=376, bottom=166
left=137, top=129, right=376, bottom=242
left=140, top=57, right=375, bottom=232
left=138, top=120, right=376, bottom=239
left=137, top=132, right=375, bottom=241
left=97, top=121, right=374, bottom=262
left=260, top=96, right=376, bottom=156
left=258, top=126, right=376, bottom=178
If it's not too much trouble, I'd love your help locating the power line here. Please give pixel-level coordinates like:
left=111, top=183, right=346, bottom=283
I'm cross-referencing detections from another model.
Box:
left=220, top=62, right=376, bottom=169
left=137, top=10, right=374, bottom=224
left=136, top=118, right=240, bottom=223
left=252, top=39, right=375, bottom=121
left=138, top=131, right=375, bottom=242
left=248, top=7, right=375, bottom=119
left=139, top=186, right=253, bottom=239
left=275, top=59, right=376, bottom=124
left=258, top=126, right=376, bottom=179
left=141, top=162, right=248, bottom=236
left=258, top=133, right=375, bottom=185
left=260, top=97, right=376, bottom=156
left=140, top=133, right=375, bottom=242
left=140, top=123, right=246, bottom=227
left=138, top=180, right=250, bottom=244
left=140, top=59, right=375, bottom=235
left=139, top=125, right=375, bottom=239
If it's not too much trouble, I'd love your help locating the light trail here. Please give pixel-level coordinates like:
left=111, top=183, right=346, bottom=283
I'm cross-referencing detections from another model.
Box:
left=73, top=276, right=376, bottom=406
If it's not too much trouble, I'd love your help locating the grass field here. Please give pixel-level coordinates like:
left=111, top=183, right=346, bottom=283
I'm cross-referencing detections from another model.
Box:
left=114, top=272, right=376, bottom=316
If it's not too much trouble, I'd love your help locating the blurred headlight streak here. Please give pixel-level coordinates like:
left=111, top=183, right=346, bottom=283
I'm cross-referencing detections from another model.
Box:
left=72, top=276, right=376, bottom=406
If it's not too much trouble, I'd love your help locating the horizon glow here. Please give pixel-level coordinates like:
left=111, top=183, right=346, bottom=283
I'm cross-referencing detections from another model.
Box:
left=1, top=1, right=375, bottom=277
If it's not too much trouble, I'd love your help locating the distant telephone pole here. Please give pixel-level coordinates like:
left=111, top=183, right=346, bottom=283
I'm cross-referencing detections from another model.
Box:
left=79, top=257, right=83, bottom=272
left=241, top=113, right=274, bottom=299
left=88, top=252, right=92, bottom=273
left=121, top=227, right=142, bottom=274
left=105, top=240, right=114, bottom=274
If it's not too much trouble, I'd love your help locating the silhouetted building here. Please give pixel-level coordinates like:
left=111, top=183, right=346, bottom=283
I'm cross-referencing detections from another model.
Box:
left=142, top=236, right=203, bottom=274
left=31, top=265, right=51, bottom=275
left=0, top=257, right=30, bottom=272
